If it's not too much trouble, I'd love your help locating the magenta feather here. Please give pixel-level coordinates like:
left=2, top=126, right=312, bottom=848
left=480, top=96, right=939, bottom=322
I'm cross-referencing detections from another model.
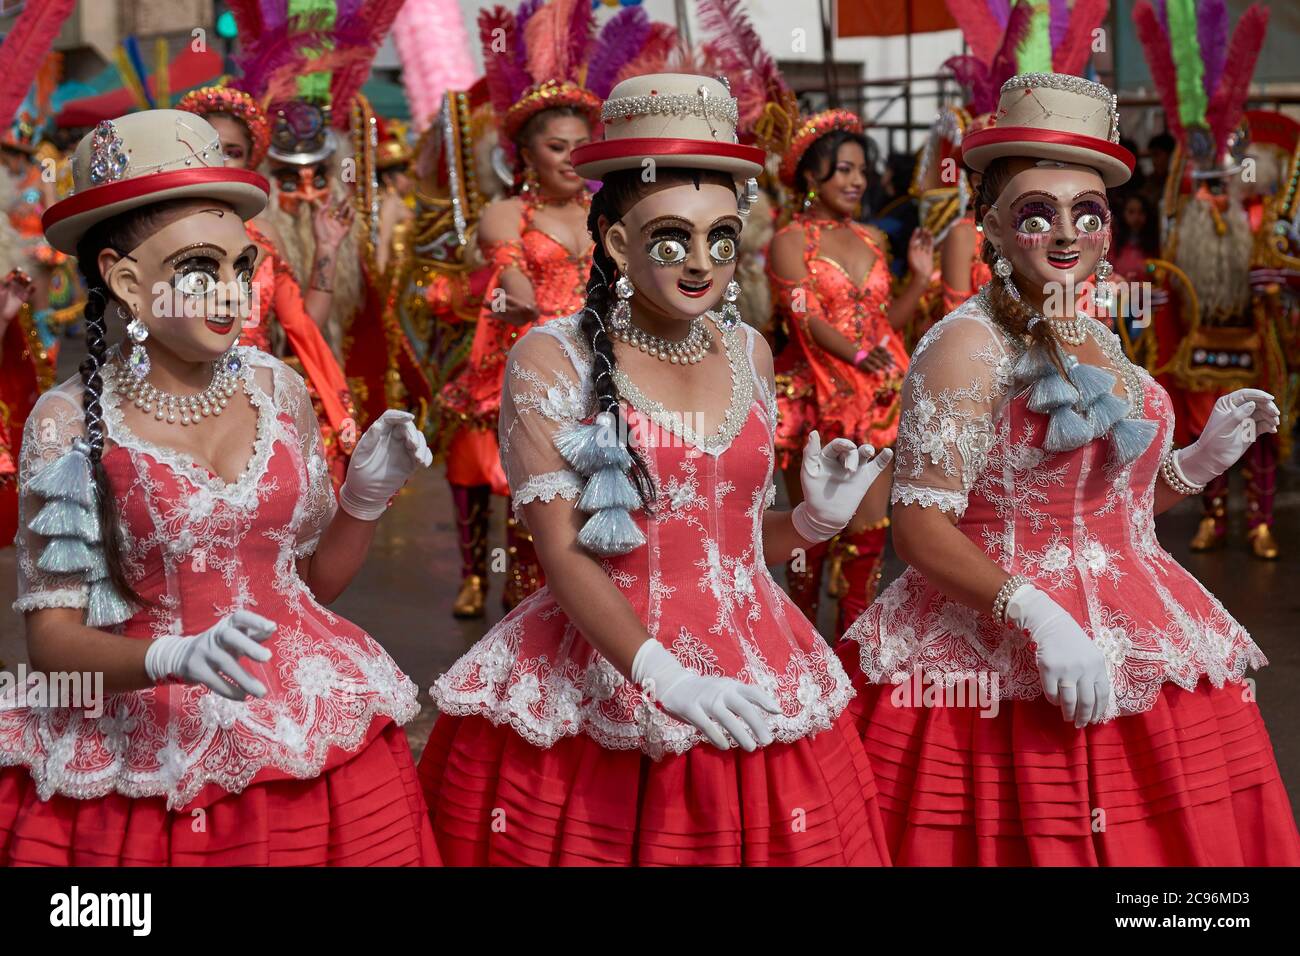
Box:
left=564, top=0, right=594, bottom=85
left=234, top=19, right=332, bottom=99
left=1053, top=0, right=1109, bottom=75
left=0, top=0, right=75, bottom=131
left=513, top=0, right=542, bottom=78
left=587, top=7, right=651, bottom=99
left=1206, top=4, right=1268, bottom=154
left=988, top=0, right=1034, bottom=96
left=946, top=0, right=1010, bottom=66
left=479, top=7, right=529, bottom=118
left=697, top=0, right=790, bottom=129
left=1132, top=0, right=1184, bottom=143
left=614, top=23, right=680, bottom=88
left=942, top=54, right=996, bottom=116
left=258, top=0, right=285, bottom=33
left=1198, top=0, right=1229, bottom=100
left=1048, top=0, right=1069, bottom=50
left=986, top=0, right=1011, bottom=27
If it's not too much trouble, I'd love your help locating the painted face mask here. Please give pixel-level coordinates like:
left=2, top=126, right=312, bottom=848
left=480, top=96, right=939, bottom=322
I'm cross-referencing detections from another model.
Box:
left=275, top=164, right=331, bottom=215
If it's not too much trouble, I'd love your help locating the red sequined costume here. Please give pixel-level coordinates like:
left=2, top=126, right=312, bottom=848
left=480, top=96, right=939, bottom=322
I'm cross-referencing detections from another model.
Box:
left=243, top=219, right=359, bottom=489
left=768, top=213, right=908, bottom=634
left=439, top=190, right=592, bottom=606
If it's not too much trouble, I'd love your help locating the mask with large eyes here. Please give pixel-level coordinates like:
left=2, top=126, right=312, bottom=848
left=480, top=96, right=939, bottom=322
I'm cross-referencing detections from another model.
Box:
left=647, top=231, right=688, bottom=266
left=1015, top=202, right=1056, bottom=236
left=1073, top=201, right=1108, bottom=235
left=174, top=259, right=220, bottom=300
left=708, top=232, right=738, bottom=264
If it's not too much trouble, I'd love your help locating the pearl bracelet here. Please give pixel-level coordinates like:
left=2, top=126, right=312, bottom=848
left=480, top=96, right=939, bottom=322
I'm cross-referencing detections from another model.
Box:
left=1159, top=448, right=1206, bottom=496
left=992, top=574, right=1028, bottom=625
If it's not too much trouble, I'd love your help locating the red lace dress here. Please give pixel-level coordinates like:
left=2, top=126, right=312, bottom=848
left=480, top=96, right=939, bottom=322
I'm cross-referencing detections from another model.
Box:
left=418, top=314, right=890, bottom=865
left=767, top=215, right=909, bottom=467
left=0, top=349, right=437, bottom=865
left=242, top=221, right=358, bottom=490
left=837, top=291, right=1300, bottom=865
left=439, top=193, right=592, bottom=493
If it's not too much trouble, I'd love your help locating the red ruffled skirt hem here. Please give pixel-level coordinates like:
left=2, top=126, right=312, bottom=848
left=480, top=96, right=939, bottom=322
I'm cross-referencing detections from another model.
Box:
left=418, top=711, right=891, bottom=866
left=0, top=719, right=440, bottom=866
left=834, top=640, right=1300, bottom=866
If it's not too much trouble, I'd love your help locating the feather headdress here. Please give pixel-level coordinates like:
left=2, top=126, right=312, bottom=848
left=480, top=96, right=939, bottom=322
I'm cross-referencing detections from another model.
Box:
left=0, top=0, right=76, bottom=137
left=942, top=0, right=1108, bottom=116
left=479, top=0, right=649, bottom=156
left=229, top=0, right=405, bottom=130
left=1132, top=0, right=1269, bottom=162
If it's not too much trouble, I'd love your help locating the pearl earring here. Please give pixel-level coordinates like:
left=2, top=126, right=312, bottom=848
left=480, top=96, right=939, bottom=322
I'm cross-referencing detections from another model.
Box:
left=993, top=253, right=1020, bottom=301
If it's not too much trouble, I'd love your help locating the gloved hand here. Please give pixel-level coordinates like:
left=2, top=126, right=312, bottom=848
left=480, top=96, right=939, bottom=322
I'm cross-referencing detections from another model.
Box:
left=792, top=430, right=894, bottom=543
left=1176, top=388, right=1281, bottom=486
left=1005, top=584, right=1111, bottom=728
left=144, top=610, right=277, bottom=700
left=338, top=410, right=433, bottom=520
left=631, top=638, right=782, bottom=752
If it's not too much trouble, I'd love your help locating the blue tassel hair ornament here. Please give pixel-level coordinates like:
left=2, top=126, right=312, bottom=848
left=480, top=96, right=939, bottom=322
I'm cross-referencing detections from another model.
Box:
left=1014, top=341, right=1156, bottom=465
left=26, top=437, right=135, bottom=627
left=554, top=410, right=647, bottom=557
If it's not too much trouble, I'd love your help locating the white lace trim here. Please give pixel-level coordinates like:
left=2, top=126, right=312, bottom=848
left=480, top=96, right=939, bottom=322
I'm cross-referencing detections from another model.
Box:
left=511, top=469, right=583, bottom=516
left=845, top=568, right=1267, bottom=720
left=12, top=589, right=89, bottom=613
left=431, top=612, right=855, bottom=759
left=891, top=482, right=968, bottom=516
left=0, top=655, right=421, bottom=810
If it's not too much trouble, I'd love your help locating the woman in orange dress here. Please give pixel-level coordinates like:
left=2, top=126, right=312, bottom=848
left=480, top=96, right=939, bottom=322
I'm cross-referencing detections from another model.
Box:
left=438, top=79, right=598, bottom=616
left=768, top=111, right=935, bottom=635
left=177, top=86, right=359, bottom=488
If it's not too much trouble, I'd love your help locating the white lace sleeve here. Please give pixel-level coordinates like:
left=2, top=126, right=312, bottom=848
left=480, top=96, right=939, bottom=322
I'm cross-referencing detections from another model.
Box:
left=271, top=357, right=337, bottom=557
left=891, top=310, right=1015, bottom=518
left=13, top=383, right=92, bottom=613
left=499, top=325, right=592, bottom=523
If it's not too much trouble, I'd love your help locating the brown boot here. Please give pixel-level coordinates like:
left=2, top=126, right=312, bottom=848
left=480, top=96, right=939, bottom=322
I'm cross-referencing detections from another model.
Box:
left=453, top=574, right=487, bottom=618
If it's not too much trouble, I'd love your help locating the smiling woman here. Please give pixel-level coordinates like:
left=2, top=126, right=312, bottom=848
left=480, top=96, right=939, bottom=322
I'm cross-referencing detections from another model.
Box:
left=0, top=110, right=438, bottom=867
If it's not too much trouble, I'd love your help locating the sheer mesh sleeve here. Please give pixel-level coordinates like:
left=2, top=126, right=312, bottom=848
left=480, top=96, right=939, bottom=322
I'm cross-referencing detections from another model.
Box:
left=499, top=325, right=592, bottom=524
left=741, top=323, right=779, bottom=509
left=271, top=357, right=337, bottom=558
left=13, top=383, right=91, bottom=613
left=891, top=312, right=1015, bottom=518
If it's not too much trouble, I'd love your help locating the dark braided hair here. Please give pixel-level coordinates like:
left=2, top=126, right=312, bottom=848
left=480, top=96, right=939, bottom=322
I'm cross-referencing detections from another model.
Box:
left=795, top=128, right=878, bottom=207
left=580, top=167, right=739, bottom=511
left=975, top=157, right=1062, bottom=358
left=72, top=198, right=227, bottom=603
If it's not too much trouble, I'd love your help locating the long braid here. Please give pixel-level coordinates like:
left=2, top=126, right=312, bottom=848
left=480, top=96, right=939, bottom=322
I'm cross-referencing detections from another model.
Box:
left=75, top=242, right=141, bottom=604
left=582, top=189, right=655, bottom=509
left=976, top=158, right=1061, bottom=360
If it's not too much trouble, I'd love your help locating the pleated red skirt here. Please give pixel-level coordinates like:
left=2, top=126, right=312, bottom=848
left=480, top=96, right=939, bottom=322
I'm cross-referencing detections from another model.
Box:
left=418, top=711, right=891, bottom=866
left=0, top=720, right=440, bottom=866
left=835, top=642, right=1300, bottom=865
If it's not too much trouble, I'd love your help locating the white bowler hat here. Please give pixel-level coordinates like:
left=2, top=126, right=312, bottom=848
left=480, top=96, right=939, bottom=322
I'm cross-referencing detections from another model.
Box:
left=571, top=73, right=765, bottom=182
left=962, top=73, right=1135, bottom=188
left=43, top=109, right=269, bottom=254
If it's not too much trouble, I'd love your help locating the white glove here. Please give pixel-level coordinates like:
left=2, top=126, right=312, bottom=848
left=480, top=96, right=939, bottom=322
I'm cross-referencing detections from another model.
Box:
left=631, top=638, right=782, bottom=752
left=144, top=610, right=276, bottom=700
left=1177, top=388, right=1281, bottom=486
left=1005, top=584, right=1111, bottom=728
left=338, top=409, right=433, bottom=520
left=792, top=430, right=894, bottom=543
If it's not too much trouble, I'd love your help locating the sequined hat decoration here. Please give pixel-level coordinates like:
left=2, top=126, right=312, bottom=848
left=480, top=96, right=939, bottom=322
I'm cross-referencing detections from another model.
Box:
left=42, top=109, right=269, bottom=254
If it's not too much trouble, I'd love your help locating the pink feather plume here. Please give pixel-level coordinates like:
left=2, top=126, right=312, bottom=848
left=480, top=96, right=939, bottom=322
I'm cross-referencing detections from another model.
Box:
left=1052, top=0, right=1109, bottom=75
left=0, top=0, right=76, bottom=131
left=1206, top=4, right=1269, bottom=154
left=945, top=0, right=1010, bottom=66
left=1132, top=0, right=1184, bottom=144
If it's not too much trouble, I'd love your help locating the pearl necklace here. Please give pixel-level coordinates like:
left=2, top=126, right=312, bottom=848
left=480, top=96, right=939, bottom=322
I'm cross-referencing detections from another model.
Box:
left=611, top=315, right=710, bottom=364
left=1045, top=314, right=1090, bottom=347
left=113, top=360, right=241, bottom=426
